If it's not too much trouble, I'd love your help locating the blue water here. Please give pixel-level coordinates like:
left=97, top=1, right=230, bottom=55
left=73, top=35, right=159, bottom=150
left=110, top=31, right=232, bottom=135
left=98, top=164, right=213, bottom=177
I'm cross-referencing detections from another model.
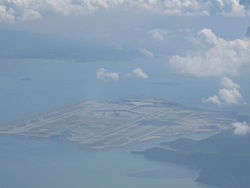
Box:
left=1, top=58, right=249, bottom=123
left=0, top=135, right=220, bottom=188
left=0, top=58, right=245, bottom=188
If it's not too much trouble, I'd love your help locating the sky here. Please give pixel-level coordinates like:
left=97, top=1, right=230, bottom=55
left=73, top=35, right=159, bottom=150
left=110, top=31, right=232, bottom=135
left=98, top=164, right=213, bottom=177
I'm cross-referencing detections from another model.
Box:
left=0, top=0, right=250, bottom=117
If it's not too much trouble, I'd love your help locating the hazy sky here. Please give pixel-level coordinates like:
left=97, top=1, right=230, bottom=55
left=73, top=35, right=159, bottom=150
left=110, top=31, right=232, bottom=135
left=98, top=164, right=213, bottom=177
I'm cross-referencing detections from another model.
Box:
left=1, top=0, right=250, bottom=111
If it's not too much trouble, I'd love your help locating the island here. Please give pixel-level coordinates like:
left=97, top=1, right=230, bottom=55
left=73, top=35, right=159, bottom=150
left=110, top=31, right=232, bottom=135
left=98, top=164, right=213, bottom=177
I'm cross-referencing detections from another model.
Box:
left=133, top=131, right=250, bottom=188
left=0, top=98, right=238, bottom=150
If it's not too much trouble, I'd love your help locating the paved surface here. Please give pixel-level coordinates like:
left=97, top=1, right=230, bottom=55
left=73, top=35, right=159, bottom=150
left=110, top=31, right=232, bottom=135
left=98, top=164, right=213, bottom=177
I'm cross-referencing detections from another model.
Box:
left=0, top=98, right=236, bottom=150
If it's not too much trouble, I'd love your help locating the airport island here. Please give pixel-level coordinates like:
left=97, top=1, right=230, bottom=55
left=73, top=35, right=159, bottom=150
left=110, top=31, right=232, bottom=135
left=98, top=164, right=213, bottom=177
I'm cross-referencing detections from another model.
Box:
left=0, top=98, right=238, bottom=150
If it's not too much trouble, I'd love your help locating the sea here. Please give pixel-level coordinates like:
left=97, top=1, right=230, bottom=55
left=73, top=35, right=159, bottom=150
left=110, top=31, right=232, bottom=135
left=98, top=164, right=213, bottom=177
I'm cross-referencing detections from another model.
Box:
left=0, top=58, right=244, bottom=188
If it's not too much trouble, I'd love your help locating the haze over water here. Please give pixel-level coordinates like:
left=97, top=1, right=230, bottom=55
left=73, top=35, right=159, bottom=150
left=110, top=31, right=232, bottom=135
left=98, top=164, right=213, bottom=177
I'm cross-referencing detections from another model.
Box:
left=0, top=134, right=220, bottom=188
left=1, top=59, right=249, bottom=124
left=0, top=59, right=221, bottom=188
left=1, top=1, right=250, bottom=187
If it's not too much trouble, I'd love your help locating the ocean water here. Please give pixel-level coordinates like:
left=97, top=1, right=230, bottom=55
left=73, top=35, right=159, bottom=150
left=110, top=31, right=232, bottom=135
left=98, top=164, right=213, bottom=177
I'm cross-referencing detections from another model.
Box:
left=0, top=58, right=234, bottom=123
left=0, top=135, right=219, bottom=188
left=0, top=58, right=240, bottom=188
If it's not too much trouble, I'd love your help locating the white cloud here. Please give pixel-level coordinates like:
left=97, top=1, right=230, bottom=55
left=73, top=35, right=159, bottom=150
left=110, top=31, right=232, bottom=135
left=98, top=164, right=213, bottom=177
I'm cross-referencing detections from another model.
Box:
left=0, top=5, right=15, bottom=23
left=221, top=77, right=240, bottom=89
left=21, top=9, right=42, bottom=21
left=169, top=29, right=250, bottom=77
left=139, top=48, right=154, bottom=58
left=218, top=87, right=243, bottom=104
left=218, top=0, right=246, bottom=16
left=128, top=68, right=149, bottom=79
left=169, top=29, right=248, bottom=106
left=0, top=0, right=249, bottom=23
left=203, top=95, right=221, bottom=105
left=96, top=68, right=119, bottom=81
left=148, top=28, right=168, bottom=41
left=233, top=122, right=250, bottom=136
left=203, top=77, right=244, bottom=105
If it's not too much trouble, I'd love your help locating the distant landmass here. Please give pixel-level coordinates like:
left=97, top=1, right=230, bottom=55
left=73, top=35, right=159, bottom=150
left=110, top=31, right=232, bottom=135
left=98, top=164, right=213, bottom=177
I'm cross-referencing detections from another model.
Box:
left=0, top=29, right=137, bottom=61
left=133, top=131, right=250, bottom=188
left=0, top=98, right=243, bottom=150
